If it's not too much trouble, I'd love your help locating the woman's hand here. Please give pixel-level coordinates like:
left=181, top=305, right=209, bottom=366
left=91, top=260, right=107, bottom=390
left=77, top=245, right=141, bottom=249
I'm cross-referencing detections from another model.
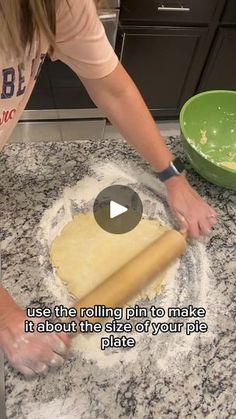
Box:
left=165, top=175, right=217, bottom=239
left=0, top=304, right=71, bottom=378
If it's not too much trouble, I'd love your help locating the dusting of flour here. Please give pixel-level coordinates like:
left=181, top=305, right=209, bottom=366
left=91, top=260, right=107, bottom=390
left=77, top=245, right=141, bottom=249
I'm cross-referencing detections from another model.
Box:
left=37, top=162, right=215, bottom=371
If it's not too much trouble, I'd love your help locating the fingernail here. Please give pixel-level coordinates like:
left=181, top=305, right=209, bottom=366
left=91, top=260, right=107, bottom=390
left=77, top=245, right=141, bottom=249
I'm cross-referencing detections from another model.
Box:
left=36, top=364, right=49, bottom=376
left=50, top=356, right=65, bottom=367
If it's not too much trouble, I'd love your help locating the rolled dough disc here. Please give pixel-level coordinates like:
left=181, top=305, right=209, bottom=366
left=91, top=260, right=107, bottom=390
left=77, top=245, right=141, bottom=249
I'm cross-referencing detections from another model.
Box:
left=50, top=212, right=170, bottom=301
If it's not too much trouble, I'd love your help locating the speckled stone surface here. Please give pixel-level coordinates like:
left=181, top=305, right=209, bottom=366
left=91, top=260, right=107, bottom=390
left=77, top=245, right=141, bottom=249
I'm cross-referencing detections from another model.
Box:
left=0, top=137, right=235, bottom=419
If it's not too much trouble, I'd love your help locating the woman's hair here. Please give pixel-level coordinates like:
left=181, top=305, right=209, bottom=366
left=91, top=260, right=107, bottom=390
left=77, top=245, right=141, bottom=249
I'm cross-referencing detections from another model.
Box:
left=0, top=0, right=104, bottom=60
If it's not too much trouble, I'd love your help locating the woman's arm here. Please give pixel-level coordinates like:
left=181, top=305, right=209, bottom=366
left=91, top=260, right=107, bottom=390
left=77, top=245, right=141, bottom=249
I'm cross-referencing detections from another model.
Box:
left=80, top=62, right=217, bottom=238
left=50, top=0, right=216, bottom=237
left=81, top=62, right=173, bottom=172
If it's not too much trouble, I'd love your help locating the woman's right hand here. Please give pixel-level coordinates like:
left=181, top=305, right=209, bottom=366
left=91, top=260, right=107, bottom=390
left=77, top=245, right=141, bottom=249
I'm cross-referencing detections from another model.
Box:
left=0, top=305, right=71, bottom=378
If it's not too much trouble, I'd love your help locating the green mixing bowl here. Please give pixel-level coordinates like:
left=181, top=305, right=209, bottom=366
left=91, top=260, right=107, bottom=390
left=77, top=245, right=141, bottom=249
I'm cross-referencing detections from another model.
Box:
left=180, top=90, right=236, bottom=190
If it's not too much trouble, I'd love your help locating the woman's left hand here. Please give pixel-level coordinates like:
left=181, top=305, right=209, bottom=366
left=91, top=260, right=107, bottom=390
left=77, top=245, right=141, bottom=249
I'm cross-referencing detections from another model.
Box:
left=165, top=176, right=217, bottom=239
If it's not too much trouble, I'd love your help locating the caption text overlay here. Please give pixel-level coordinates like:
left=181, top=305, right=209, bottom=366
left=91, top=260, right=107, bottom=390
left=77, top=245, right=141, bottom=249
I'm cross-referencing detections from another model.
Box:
left=24, top=304, right=208, bottom=350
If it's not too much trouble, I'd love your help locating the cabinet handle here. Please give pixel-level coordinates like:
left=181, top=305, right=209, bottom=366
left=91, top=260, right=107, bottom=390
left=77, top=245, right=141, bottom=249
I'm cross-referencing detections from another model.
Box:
left=99, top=13, right=117, bottom=21
left=157, top=6, right=190, bottom=12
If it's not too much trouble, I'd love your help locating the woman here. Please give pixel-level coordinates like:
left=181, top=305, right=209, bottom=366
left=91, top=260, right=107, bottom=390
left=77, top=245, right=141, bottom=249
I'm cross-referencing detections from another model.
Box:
left=0, top=0, right=217, bottom=377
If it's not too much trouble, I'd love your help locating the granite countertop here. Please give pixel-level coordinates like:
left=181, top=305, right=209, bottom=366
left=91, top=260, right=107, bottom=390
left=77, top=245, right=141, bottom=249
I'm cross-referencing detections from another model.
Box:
left=0, top=137, right=235, bottom=419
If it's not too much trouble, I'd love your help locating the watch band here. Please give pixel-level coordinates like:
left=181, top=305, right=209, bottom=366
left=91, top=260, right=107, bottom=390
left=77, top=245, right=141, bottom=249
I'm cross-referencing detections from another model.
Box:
left=158, top=166, right=176, bottom=182
left=158, top=158, right=185, bottom=182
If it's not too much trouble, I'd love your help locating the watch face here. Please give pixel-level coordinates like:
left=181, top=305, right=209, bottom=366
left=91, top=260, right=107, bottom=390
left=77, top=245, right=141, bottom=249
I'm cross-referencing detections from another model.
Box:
left=173, top=157, right=185, bottom=173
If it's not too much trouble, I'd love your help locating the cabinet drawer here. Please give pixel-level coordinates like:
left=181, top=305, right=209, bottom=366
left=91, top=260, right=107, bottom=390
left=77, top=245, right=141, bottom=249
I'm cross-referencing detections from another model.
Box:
left=221, top=0, right=236, bottom=24
left=120, top=0, right=218, bottom=25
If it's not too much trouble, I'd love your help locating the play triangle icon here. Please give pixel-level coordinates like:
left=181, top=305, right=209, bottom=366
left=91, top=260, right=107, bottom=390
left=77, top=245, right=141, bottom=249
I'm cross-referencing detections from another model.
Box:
left=110, top=200, right=128, bottom=219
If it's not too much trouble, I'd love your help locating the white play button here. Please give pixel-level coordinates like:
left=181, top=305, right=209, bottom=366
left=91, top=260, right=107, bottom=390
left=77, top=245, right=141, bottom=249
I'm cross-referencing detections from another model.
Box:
left=110, top=200, right=128, bottom=219
left=93, top=185, right=143, bottom=234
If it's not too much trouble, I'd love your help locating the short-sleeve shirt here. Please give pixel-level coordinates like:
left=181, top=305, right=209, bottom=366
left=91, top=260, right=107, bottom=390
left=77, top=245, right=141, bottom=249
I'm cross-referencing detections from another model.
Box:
left=0, top=0, right=119, bottom=151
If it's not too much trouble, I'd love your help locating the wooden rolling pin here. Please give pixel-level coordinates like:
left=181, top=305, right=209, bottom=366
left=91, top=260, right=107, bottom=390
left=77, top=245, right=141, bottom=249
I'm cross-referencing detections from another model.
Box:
left=75, top=230, right=187, bottom=323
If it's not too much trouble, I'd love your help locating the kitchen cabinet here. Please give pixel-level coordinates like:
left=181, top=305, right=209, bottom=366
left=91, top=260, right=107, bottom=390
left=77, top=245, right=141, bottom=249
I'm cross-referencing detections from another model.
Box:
left=119, top=0, right=235, bottom=119
left=221, top=0, right=236, bottom=24
left=198, top=0, right=236, bottom=92
left=118, top=26, right=208, bottom=118
left=27, top=58, right=54, bottom=110
left=198, top=28, right=236, bottom=92
left=48, top=59, right=96, bottom=109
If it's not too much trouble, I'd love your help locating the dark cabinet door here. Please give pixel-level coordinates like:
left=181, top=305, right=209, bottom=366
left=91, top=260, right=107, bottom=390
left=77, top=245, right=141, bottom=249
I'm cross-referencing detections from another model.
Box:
left=26, top=57, right=95, bottom=110
left=26, top=58, right=55, bottom=109
left=221, top=0, right=236, bottom=24
left=119, top=26, right=208, bottom=118
left=198, top=28, right=236, bottom=92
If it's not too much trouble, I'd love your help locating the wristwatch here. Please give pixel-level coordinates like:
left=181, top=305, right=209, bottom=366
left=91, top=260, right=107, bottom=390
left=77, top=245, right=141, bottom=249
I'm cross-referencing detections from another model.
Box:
left=158, top=157, right=186, bottom=182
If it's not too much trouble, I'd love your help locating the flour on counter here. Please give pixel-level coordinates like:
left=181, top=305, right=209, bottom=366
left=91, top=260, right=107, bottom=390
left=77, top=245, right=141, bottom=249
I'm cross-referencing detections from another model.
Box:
left=37, top=162, right=215, bottom=371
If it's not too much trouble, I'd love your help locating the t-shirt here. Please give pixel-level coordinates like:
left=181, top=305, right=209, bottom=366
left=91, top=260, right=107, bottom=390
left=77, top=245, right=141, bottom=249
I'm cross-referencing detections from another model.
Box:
left=0, top=0, right=119, bottom=152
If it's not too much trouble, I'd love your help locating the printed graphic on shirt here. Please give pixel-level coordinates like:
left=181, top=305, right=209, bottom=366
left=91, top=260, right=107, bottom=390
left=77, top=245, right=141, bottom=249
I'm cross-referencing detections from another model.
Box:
left=0, top=108, right=16, bottom=126
left=0, top=52, right=47, bottom=139
left=1, top=53, right=46, bottom=100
